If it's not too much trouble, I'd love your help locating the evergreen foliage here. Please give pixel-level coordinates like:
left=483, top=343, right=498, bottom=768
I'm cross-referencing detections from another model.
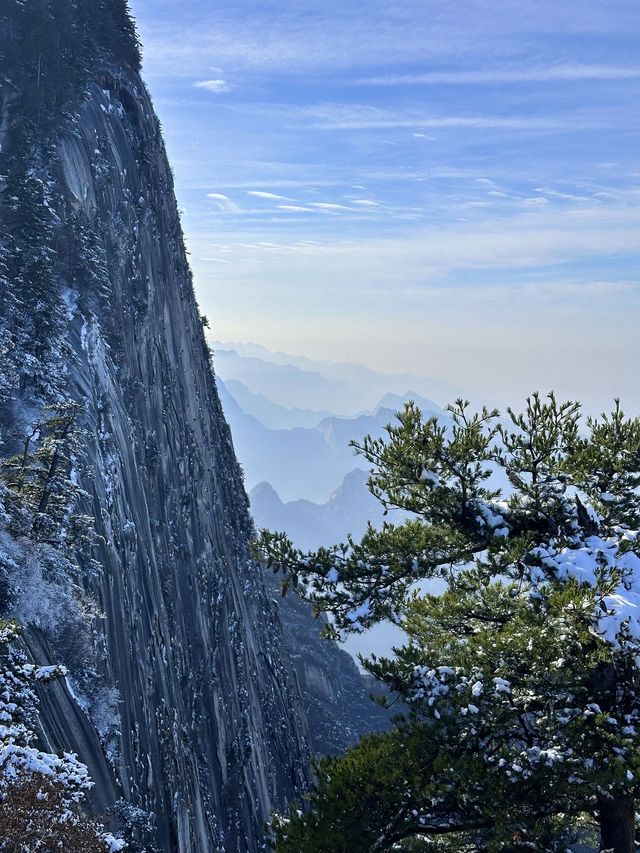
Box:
left=0, top=143, right=68, bottom=404
left=2, top=0, right=141, bottom=102
left=258, top=394, right=640, bottom=852
left=0, top=402, right=91, bottom=548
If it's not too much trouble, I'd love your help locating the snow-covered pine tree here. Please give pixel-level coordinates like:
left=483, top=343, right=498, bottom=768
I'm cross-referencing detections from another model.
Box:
left=0, top=402, right=90, bottom=547
left=259, top=394, right=640, bottom=852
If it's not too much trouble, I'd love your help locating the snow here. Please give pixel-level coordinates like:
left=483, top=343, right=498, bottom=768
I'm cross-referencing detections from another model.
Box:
left=409, top=666, right=455, bottom=705
left=530, top=531, right=640, bottom=651
left=0, top=623, right=126, bottom=849
left=36, top=665, right=65, bottom=680
left=0, top=530, right=87, bottom=644
left=0, top=626, right=94, bottom=795
left=346, top=599, right=372, bottom=628
left=420, top=470, right=441, bottom=486
left=476, top=500, right=510, bottom=537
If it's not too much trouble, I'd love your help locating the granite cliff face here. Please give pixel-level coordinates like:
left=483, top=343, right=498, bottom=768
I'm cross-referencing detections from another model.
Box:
left=276, top=585, right=391, bottom=757
left=0, top=3, right=311, bottom=850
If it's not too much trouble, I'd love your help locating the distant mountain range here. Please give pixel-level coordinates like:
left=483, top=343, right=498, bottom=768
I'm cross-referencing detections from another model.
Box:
left=223, top=378, right=335, bottom=430
left=250, top=468, right=408, bottom=551
left=216, top=376, right=443, bottom=503
left=213, top=343, right=451, bottom=662
left=212, top=342, right=452, bottom=417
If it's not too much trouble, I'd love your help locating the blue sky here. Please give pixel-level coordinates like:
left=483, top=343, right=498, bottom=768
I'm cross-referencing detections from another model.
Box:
left=130, top=0, right=639, bottom=412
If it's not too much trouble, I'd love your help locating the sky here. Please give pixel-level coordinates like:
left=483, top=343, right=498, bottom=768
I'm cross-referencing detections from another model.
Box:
left=129, top=0, right=640, bottom=413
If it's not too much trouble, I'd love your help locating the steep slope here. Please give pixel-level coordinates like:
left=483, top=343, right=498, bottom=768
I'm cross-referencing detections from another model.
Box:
left=0, top=4, right=309, bottom=851
left=273, top=585, right=391, bottom=756
left=252, top=478, right=394, bottom=753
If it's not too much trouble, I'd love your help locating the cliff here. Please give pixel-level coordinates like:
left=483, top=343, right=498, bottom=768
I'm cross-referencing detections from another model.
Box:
left=0, top=3, right=310, bottom=850
left=275, top=585, right=391, bottom=757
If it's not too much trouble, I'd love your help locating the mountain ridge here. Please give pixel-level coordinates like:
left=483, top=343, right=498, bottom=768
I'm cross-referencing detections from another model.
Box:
left=217, top=376, right=444, bottom=502
left=213, top=345, right=452, bottom=416
left=212, top=339, right=455, bottom=404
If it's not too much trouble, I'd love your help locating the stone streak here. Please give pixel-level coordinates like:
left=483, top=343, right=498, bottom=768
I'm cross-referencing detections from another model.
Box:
left=20, top=70, right=310, bottom=851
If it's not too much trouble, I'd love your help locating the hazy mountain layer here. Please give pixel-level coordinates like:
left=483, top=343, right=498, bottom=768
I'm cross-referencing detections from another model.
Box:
left=213, top=345, right=448, bottom=416
left=251, top=469, right=397, bottom=551
left=223, top=378, right=335, bottom=430
left=218, top=377, right=442, bottom=502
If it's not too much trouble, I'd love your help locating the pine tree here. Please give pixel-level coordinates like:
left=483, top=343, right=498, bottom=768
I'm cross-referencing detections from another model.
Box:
left=0, top=402, right=91, bottom=547
left=258, top=394, right=640, bottom=852
left=92, top=0, right=141, bottom=70
left=0, top=135, right=68, bottom=401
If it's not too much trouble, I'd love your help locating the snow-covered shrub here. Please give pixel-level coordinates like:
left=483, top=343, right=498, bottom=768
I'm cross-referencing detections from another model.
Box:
left=0, top=778, right=109, bottom=852
left=0, top=621, right=125, bottom=850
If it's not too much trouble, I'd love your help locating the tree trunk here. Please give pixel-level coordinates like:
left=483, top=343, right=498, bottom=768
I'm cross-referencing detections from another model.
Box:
left=36, top=446, right=59, bottom=516
left=598, top=795, right=636, bottom=853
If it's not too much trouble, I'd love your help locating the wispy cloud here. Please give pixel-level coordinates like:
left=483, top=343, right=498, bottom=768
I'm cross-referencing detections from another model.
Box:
left=229, top=102, right=607, bottom=132
left=137, top=0, right=640, bottom=77
left=194, top=79, right=231, bottom=93
left=358, top=64, right=640, bottom=86
left=318, top=115, right=581, bottom=131
left=247, top=191, right=292, bottom=200
left=190, top=200, right=640, bottom=282
left=308, top=202, right=349, bottom=210
left=310, top=109, right=596, bottom=132
left=206, top=193, right=241, bottom=213
left=277, top=205, right=313, bottom=212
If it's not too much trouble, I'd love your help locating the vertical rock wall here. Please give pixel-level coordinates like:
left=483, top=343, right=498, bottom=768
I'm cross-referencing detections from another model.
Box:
left=62, top=77, right=310, bottom=853
left=0, top=8, right=310, bottom=849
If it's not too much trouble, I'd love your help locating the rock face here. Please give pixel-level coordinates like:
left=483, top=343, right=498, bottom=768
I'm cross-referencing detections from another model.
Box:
left=276, top=586, right=391, bottom=756
left=0, top=4, right=310, bottom=850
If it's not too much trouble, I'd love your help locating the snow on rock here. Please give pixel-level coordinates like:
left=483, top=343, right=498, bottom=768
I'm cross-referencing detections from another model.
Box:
left=0, top=626, right=125, bottom=849
left=0, top=628, right=88, bottom=790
